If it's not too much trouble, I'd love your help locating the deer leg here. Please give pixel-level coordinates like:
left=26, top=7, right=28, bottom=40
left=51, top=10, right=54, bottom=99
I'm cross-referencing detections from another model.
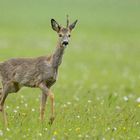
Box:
left=0, top=88, right=2, bottom=113
left=0, top=88, right=2, bottom=102
left=0, top=88, right=9, bottom=127
left=0, top=82, right=16, bottom=126
left=0, top=82, right=13, bottom=111
left=39, top=83, right=55, bottom=124
left=49, top=90, right=55, bottom=125
left=0, top=91, right=8, bottom=111
left=1, top=105, right=8, bottom=127
left=40, top=93, right=48, bottom=121
left=39, top=83, right=49, bottom=121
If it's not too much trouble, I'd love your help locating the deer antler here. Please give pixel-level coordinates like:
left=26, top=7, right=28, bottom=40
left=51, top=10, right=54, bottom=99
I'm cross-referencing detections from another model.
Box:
left=66, top=15, right=69, bottom=28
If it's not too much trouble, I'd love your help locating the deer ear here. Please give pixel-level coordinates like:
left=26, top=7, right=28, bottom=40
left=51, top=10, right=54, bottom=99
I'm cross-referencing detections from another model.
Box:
left=69, top=20, right=78, bottom=31
left=51, top=19, right=61, bottom=32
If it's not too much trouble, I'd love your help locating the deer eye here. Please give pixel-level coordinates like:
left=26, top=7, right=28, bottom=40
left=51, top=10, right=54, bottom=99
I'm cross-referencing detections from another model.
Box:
left=68, top=34, right=71, bottom=37
left=59, top=34, right=62, bottom=37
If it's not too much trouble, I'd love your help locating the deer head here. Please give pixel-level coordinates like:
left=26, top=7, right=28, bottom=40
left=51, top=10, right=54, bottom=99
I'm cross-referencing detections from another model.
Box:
left=51, top=16, right=78, bottom=48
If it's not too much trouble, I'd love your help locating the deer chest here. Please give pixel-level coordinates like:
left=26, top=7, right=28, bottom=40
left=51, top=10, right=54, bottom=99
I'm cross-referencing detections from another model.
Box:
left=45, top=70, right=57, bottom=87
left=42, top=65, right=58, bottom=87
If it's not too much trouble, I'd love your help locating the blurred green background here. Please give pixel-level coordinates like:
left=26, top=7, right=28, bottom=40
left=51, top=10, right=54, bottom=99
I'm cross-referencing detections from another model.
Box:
left=0, top=0, right=140, bottom=139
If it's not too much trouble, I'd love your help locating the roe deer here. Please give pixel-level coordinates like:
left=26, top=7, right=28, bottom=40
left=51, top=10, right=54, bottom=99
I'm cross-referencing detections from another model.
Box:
left=0, top=16, right=77, bottom=125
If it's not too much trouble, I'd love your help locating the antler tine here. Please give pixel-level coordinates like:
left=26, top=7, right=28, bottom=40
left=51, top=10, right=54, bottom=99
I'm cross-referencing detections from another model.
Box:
left=66, top=14, right=69, bottom=28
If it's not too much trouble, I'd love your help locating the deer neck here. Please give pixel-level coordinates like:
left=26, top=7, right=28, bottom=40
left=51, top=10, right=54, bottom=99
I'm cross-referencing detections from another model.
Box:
left=51, top=42, right=65, bottom=68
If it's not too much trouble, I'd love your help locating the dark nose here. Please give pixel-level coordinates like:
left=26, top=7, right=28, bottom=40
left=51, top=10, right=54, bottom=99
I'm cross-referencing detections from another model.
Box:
left=62, top=41, right=68, bottom=46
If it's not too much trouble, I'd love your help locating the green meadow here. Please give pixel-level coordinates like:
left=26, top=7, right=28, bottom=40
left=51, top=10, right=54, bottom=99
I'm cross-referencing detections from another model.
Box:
left=0, top=0, right=140, bottom=139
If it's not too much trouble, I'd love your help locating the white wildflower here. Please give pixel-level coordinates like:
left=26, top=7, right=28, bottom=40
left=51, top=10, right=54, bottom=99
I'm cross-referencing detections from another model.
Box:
left=85, top=134, right=89, bottom=138
left=32, top=108, right=35, bottom=112
left=100, top=101, right=104, bottom=105
left=78, top=134, right=82, bottom=138
left=0, top=130, right=3, bottom=136
left=6, top=128, right=10, bottom=131
left=13, top=109, right=17, bottom=113
left=38, top=133, right=42, bottom=136
left=123, top=96, right=129, bottom=101
left=88, top=100, right=91, bottom=103
left=6, top=106, right=9, bottom=109
left=107, top=127, right=111, bottom=131
left=16, top=106, right=19, bottom=109
left=21, top=95, right=24, bottom=98
left=112, top=127, right=117, bottom=131
left=67, top=102, right=71, bottom=105
left=136, top=97, right=140, bottom=103
left=52, top=137, right=56, bottom=140
left=77, top=115, right=80, bottom=119
left=63, top=104, right=67, bottom=108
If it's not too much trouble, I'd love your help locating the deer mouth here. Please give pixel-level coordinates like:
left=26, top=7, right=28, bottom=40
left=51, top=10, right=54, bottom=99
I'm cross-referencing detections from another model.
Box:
left=63, top=44, right=68, bottom=47
left=62, top=41, right=69, bottom=47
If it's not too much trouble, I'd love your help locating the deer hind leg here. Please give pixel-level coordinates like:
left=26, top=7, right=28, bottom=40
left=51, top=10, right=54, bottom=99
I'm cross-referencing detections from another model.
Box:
left=0, top=88, right=6, bottom=126
left=0, top=85, right=10, bottom=111
left=49, top=90, right=55, bottom=125
left=0, top=86, right=9, bottom=127
left=0, top=82, right=19, bottom=126
left=0, top=82, right=19, bottom=110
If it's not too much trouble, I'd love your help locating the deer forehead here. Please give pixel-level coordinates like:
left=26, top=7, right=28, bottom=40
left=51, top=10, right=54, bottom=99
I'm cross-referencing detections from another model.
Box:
left=59, top=28, right=70, bottom=34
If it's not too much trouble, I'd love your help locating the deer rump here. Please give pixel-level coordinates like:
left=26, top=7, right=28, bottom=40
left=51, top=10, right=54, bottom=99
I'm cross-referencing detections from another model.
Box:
left=0, top=57, right=57, bottom=92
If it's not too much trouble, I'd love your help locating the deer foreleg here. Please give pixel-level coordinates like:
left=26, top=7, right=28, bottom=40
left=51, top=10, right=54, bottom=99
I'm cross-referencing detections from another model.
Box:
left=49, top=91, right=55, bottom=124
left=40, top=93, right=48, bottom=121
left=39, top=83, right=49, bottom=121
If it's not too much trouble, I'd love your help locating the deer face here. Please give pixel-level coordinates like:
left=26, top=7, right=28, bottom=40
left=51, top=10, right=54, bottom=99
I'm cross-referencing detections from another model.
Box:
left=51, top=18, right=77, bottom=48
left=58, top=28, right=71, bottom=47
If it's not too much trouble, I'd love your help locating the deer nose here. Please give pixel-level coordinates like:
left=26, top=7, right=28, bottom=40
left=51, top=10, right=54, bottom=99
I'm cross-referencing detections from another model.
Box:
left=62, top=41, right=69, bottom=46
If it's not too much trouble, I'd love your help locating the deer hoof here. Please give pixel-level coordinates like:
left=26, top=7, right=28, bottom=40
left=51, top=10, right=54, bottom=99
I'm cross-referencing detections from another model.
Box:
left=49, top=116, right=55, bottom=125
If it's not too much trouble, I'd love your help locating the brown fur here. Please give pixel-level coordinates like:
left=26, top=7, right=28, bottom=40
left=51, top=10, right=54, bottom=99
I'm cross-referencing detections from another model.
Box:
left=0, top=17, right=77, bottom=125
